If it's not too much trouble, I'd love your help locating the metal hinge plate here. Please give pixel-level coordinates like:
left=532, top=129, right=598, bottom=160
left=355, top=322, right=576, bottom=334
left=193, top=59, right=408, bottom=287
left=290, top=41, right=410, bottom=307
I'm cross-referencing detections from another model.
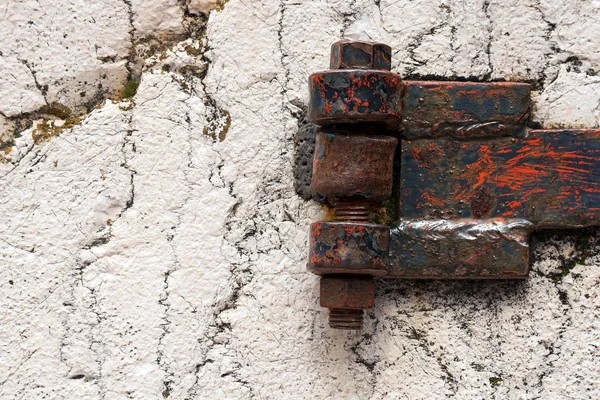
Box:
left=388, top=81, right=600, bottom=278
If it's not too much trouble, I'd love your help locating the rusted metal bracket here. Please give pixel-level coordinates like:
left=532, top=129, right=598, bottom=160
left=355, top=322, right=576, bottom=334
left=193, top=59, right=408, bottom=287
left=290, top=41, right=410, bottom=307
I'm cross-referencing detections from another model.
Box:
left=306, top=39, right=600, bottom=330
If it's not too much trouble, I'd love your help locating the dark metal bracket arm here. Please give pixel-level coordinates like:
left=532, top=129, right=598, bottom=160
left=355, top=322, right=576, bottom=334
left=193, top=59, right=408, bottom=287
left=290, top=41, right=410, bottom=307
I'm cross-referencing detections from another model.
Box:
left=306, top=39, right=600, bottom=330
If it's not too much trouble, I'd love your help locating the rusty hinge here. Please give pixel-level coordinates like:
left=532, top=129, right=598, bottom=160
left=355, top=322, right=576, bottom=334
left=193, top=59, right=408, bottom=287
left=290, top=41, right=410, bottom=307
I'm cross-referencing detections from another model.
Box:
left=306, top=39, right=600, bottom=330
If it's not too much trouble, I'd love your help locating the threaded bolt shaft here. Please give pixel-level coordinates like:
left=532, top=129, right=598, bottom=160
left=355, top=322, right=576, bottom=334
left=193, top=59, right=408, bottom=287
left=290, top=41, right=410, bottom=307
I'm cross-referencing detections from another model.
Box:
left=328, top=199, right=373, bottom=330
left=333, top=199, right=370, bottom=222
left=329, top=308, right=364, bottom=330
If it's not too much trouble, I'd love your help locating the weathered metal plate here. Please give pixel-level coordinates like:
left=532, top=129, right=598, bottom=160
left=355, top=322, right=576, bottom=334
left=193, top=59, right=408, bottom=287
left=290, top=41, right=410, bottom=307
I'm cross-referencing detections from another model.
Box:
left=399, top=129, right=600, bottom=229
left=387, top=218, right=534, bottom=279
left=402, top=81, right=531, bottom=139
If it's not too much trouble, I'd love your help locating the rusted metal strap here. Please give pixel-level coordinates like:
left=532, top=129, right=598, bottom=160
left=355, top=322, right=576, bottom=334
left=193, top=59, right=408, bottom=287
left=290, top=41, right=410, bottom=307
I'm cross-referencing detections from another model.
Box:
left=399, top=129, right=600, bottom=228
left=402, top=81, right=530, bottom=139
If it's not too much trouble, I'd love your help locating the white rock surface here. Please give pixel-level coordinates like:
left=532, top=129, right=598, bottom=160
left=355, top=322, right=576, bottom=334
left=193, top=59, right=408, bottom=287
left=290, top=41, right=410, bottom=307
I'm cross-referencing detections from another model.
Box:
left=1, top=0, right=131, bottom=115
left=1, top=1, right=599, bottom=399
left=0, top=56, right=46, bottom=118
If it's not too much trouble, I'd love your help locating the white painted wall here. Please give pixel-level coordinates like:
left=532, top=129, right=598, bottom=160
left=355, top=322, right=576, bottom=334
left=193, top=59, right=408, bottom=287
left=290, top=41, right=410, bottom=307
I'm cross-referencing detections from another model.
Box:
left=1, top=1, right=599, bottom=399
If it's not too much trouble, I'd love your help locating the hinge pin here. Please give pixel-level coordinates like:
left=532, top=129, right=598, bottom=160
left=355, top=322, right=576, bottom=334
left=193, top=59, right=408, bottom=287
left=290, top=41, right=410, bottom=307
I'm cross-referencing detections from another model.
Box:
left=307, top=39, right=404, bottom=329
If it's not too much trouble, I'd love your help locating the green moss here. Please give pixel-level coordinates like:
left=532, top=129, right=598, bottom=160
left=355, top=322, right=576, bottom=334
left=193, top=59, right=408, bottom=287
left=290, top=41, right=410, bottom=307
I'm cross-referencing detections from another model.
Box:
left=202, top=108, right=231, bottom=142
left=174, top=76, right=190, bottom=93
left=0, top=145, right=13, bottom=164
left=489, top=377, right=503, bottom=388
left=371, top=196, right=398, bottom=226
left=32, top=120, right=57, bottom=144
left=184, top=44, right=203, bottom=57
left=214, top=0, right=230, bottom=11
left=179, top=64, right=206, bottom=78
left=32, top=116, right=82, bottom=145
left=63, top=116, right=81, bottom=129
left=121, top=79, right=140, bottom=99
left=39, top=102, right=72, bottom=119
left=118, top=100, right=136, bottom=111
left=0, top=139, right=14, bottom=151
left=218, top=110, right=231, bottom=142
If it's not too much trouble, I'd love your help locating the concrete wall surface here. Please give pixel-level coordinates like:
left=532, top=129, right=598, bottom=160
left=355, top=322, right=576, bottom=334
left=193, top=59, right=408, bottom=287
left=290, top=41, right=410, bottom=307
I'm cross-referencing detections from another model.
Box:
left=1, top=0, right=599, bottom=399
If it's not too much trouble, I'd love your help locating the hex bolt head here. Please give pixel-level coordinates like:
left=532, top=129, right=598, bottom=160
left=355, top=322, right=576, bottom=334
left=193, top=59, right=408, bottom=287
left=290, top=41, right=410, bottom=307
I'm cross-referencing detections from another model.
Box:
left=330, top=39, right=392, bottom=71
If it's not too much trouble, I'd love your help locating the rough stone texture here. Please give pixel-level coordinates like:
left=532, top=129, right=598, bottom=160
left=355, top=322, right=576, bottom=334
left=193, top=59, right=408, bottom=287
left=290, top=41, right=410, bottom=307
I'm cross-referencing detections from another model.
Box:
left=293, top=112, right=317, bottom=201
left=0, top=1, right=599, bottom=399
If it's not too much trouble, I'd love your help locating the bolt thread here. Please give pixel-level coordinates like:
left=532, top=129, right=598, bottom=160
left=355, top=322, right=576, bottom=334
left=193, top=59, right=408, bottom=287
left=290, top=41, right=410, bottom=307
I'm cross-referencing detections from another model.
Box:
left=329, top=308, right=364, bottom=330
left=333, top=200, right=370, bottom=222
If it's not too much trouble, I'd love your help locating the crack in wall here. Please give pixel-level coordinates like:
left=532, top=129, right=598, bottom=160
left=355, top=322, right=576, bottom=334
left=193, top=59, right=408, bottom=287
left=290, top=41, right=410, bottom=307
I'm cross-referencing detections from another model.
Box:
left=19, top=60, right=49, bottom=104
left=340, top=0, right=358, bottom=38
left=186, top=19, right=231, bottom=143
left=156, top=98, right=198, bottom=399
left=403, top=3, right=452, bottom=76
left=54, top=108, right=137, bottom=398
left=349, top=317, right=382, bottom=392
left=0, top=349, right=39, bottom=388
left=157, top=270, right=174, bottom=398
left=122, top=0, right=137, bottom=81
left=190, top=111, right=307, bottom=396
left=169, top=12, right=258, bottom=395
left=180, top=8, right=313, bottom=390
left=531, top=229, right=599, bottom=393
left=2, top=1, right=214, bottom=149
left=529, top=0, right=560, bottom=90
left=406, top=326, right=459, bottom=395
left=1, top=144, right=38, bottom=178
left=481, top=0, right=494, bottom=81
left=59, top=251, right=109, bottom=397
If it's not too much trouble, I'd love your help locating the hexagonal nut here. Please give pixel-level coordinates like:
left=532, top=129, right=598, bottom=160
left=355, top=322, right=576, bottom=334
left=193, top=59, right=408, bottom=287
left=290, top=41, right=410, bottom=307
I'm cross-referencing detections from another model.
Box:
left=330, top=39, right=391, bottom=70
left=307, top=221, right=389, bottom=277
left=308, top=70, right=404, bottom=129
left=311, top=131, right=397, bottom=201
left=320, top=276, right=375, bottom=310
